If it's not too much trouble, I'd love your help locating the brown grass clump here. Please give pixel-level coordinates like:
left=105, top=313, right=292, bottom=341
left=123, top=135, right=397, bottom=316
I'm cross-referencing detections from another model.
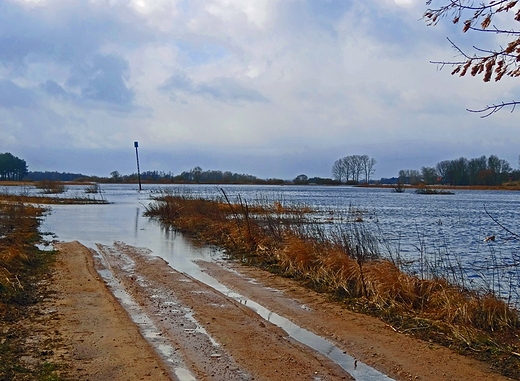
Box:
left=35, top=180, right=66, bottom=194
left=0, top=202, right=48, bottom=306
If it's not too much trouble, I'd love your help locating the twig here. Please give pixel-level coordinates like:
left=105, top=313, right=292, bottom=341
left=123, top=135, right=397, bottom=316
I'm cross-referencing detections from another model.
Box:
left=484, top=205, right=520, bottom=240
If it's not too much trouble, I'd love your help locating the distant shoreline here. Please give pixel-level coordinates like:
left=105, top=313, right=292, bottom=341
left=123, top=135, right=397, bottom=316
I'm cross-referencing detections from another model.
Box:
left=356, top=183, right=520, bottom=191
left=2, top=180, right=520, bottom=191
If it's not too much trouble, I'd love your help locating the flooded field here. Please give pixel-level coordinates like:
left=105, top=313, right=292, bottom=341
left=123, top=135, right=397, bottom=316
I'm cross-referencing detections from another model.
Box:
left=24, top=182, right=520, bottom=380
left=34, top=183, right=520, bottom=303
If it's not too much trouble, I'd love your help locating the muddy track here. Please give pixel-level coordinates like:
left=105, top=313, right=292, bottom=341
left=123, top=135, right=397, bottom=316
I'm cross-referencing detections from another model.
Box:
left=50, top=241, right=509, bottom=381
left=94, top=242, right=350, bottom=380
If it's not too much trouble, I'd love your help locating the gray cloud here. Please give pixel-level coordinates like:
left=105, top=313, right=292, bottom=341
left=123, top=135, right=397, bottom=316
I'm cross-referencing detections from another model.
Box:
left=0, top=1, right=151, bottom=67
left=160, top=73, right=269, bottom=104
left=0, top=80, right=36, bottom=108
left=40, top=80, right=68, bottom=99
left=0, top=0, right=517, bottom=179
left=67, top=54, right=134, bottom=107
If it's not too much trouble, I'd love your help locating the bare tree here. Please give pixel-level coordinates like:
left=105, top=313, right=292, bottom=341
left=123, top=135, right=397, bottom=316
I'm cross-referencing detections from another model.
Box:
left=191, top=166, right=202, bottom=183
left=421, top=166, right=438, bottom=185
left=398, top=169, right=422, bottom=185
left=332, top=159, right=346, bottom=182
left=343, top=157, right=352, bottom=181
left=332, top=155, right=376, bottom=184
left=363, top=156, right=377, bottom=183
left=351, top=155, right=363, bottom=183
left=424, top=1, right=520, bottom=116
left=436, top=160, right=451, bottom=184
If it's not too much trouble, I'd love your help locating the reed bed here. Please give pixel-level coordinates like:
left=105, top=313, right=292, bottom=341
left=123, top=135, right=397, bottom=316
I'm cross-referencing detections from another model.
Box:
left=145, top=189, right=520, bottom=378
left=0, top=201, right=48, bottom=311
left=0, top=191, right=108, bottom=205
left=35, top=180, right=66, bottom=194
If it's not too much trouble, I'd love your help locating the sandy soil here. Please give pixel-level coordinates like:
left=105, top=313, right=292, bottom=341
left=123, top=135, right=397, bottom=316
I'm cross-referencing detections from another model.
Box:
left=48, top=242, right=171, bottom=380
left=38, top=241, right=512, bottom=381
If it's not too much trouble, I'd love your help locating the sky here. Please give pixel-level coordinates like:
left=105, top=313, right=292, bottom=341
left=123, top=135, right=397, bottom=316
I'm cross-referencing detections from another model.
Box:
left=1, top=0, right=520, bottom=180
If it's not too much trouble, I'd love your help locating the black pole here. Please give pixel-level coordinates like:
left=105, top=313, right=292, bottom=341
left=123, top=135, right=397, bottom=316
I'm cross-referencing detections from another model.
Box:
left=134, top=141, right=142, bottom=191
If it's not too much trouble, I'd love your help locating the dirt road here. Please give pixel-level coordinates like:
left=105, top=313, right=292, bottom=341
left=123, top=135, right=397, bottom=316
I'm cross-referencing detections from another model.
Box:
left=40, top=241, right=510, bottom=381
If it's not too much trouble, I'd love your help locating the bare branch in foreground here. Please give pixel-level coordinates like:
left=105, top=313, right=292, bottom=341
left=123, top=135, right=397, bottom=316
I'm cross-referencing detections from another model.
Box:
left=467, top=101, right=518, bottom=117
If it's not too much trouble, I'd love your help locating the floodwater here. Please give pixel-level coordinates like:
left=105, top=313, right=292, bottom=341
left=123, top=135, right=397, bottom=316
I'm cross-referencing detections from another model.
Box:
left=38, top=183, right=395, bottom=380
left=157, top=183, right=520, bottom=302
left=33, top=183, right=520, bottom=379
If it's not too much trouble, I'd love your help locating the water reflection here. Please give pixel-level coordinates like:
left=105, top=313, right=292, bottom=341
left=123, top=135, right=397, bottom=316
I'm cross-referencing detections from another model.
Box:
left=134, top=207, right=140, bottom=238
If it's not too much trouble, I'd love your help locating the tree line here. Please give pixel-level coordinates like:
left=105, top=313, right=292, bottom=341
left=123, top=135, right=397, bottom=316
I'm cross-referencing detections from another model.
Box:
left=0, top=153, right=28, bottom=181
left=109, top=167, right=286, bottom=185
left=331, top=155, right=377, bottom=184
left=26, top=171, right=86, bottom=182
left=399, top=155, right=518, bottom=186
left=4, top=150, right=518, bottom=187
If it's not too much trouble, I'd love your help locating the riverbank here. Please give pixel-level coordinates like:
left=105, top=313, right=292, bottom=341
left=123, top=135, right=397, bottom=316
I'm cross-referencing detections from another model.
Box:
left=3, top=180, right=520, bottom=191
left=356, top=183, right=520, bottom=191
left=10, top=240, right=512, bottom=380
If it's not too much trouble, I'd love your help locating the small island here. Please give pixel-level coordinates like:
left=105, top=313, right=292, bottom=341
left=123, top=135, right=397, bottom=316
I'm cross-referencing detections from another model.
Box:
left=415, top=185, right=454, bottom=195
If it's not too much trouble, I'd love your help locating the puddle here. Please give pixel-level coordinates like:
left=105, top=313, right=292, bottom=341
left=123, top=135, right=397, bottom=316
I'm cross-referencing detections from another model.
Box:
left=182, top=272, right=393, bottom=381
left=174, top=367, right=197, bottom=381
left=93, top=248, right=197, bottom=380
left=184, top=308, right=220, bottom=347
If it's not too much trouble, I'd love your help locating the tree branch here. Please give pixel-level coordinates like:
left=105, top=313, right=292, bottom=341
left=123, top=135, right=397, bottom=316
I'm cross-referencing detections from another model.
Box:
left=467, top=101, right=518, bottom=117
left=469, top=26, right=520, bottom=35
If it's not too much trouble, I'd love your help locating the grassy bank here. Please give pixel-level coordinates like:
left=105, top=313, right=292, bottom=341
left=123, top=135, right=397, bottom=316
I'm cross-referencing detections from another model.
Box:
left=145, top=189, right=520, bottom=379
left=0, top=197, right=64, bottom=380
left=0, top=190, right=104, bottom=380
left=0, top=190, right=113, bottom=381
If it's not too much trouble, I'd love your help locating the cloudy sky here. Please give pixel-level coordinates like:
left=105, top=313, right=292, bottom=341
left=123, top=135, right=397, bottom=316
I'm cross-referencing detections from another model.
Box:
left=1, top=0, right=519, bottom=180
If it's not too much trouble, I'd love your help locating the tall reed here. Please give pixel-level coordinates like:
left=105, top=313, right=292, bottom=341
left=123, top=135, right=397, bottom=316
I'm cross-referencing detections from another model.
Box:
left=35, top=180, right=66, bottom=194
left=0, top=201, right=48, bottom=310
left=145, top=190, right=519, bottom=331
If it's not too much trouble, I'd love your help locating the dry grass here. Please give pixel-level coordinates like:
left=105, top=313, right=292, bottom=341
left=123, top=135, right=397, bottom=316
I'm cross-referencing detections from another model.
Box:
left=0, top=202, right=47, bottom=310
left=0, top=192, right=108, bottom=205
left=35, top=180, right=66, bottom=194
left=0, top=195, right=65, bottom=380
left=145, top=190, right=520, bottom=379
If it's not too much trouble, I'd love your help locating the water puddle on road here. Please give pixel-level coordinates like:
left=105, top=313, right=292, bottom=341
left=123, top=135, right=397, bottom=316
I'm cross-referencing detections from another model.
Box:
left=93, top=249, right=198, bottom=381
left=182, top=271, right=394, bottom=381
left=95, top=240, right=392, bottom=380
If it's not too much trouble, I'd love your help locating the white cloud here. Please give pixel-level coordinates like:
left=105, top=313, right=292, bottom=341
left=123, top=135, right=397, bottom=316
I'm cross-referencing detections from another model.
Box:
left=393, top=0, right=416, bottom=6
left=204, top=0, right=274, bottom=29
